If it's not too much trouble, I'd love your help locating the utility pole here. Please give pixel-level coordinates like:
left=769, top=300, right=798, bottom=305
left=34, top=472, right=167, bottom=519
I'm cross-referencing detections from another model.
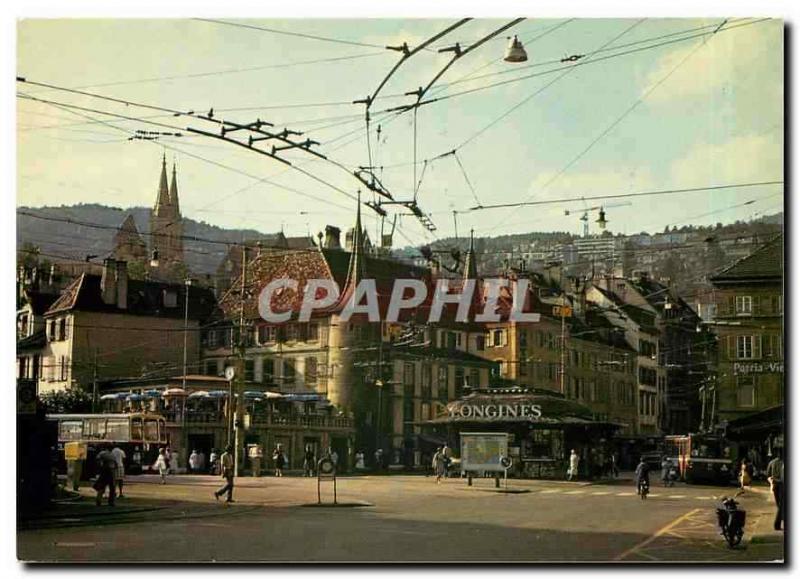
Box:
left=559, top=297, right=567, bottom=396
left=234, top=244, right=247, bottom=476
left=182, top=278, right=191, bottom=391
left=91, top=348, right=99, bottom=412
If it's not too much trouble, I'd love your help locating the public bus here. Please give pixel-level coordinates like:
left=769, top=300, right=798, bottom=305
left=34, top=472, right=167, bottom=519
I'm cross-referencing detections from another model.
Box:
left=663, top=434, right=735, bottom=485
left=47, top=413, right=168, bottom=477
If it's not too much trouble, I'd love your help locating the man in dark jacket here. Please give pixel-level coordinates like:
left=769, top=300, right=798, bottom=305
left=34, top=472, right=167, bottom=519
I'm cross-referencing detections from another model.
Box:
left=214, top=445, right=235, bottom=503
left=94, top=445, right=117, bottom=506
left=766, top=450, right=784, bottom=531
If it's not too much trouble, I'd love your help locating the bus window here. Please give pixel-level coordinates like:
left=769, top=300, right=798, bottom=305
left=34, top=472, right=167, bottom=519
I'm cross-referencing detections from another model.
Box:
left=131, top=417, right=143, bottom=441
left=84, top=418, right=107, bottom=440
left=60, top=420, right=83, bottom=441
left=106, top=418, right=130, bottom=442
left=144, top=419, right=159, bottom=442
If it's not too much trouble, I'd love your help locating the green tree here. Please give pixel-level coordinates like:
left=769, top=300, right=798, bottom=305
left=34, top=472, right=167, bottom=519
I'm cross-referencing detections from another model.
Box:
left=39, top=389, right=93, bottom=414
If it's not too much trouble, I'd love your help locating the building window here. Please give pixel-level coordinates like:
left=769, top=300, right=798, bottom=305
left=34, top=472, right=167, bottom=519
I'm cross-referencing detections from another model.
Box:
left=403, top=363, right=415, bottom=386
left=47, top=320, right=56, bottom=342
left=735, top=295, right=752, bottom=315
left=59, top=356, right=69, bottom=381
left=307, top=323, right=319, bottom=342
left=286, top=324, right=299, bottom=342
left=421, top=364, right=432, bottom=399
left=469, top=368, right=480, bottom=388
left=490, top=329, right=506, bottom=347
left=476, top=335, right=485, bottom=351
left=262, top=358, right=274, bottom=383
left=437, top=366, right=448, bottom=401
left=244, top=359, right=255, bottom=382
left=736, top=375, right=755, bottom=407
left=519, top=361, right=529, bottom=377
left=204, top=360, right=217, bottom=376
left=446, top=332, right=457, bottom=350
left=282, top=359, right=296, bottom=387
left=305, top=357, right=318, bottom=385
left=206, top=330, right=218, bottom=348
left=736, top=336, right=754, bottom=360
left=258, top=325, right=277, bottom=344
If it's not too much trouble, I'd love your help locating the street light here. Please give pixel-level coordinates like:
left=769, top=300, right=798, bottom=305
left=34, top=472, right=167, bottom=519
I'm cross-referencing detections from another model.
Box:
left=149, top=249, right=160, bottom=268
left=182, top=278, right=192, bottom=391
left=504, top=35, right=528, bottom=62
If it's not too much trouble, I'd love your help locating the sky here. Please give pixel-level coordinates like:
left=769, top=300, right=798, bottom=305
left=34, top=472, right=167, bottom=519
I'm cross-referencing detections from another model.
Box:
left=16, top=17, right=784, bottom=247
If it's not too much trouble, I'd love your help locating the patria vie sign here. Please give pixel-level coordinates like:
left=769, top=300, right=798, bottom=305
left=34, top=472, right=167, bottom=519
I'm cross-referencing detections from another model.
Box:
left=449, top=404, right=543, bottom=420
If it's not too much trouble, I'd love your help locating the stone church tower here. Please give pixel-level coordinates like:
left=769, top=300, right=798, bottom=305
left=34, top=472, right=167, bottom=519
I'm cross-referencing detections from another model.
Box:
left=149, top=154, right=185, bottom=272
left=112, top=214, right=147, bottom=263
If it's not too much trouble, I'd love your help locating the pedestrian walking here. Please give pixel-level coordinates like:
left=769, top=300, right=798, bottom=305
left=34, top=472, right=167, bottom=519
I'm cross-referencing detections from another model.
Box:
left=611, top=452, right=619, bottom=478
left=739, top=457, right=754, bottom=490
left=273, top=446, right=286, bottom=477
left=154, top=448, right=169, bottom=484
left=661, top=456, right=671, bottom=486
left=209, top=449, right=219, bottom=475
left=214, top=445, right=235, bottom=503
left=164, top=446, right=172, bottom=474
left=189, top=450, right=200, bottom=474
left=432, top=447, right=446, bottom=484
left=94, top=445, right=117, bottom=506
left=766, top=450, right=784, bottom=531
left=442, top=444, right=452, bottom=478
left=110, top=444, right=126, bottom=498
left=567, top=449, right=580, bottom=481
left=355, top=451, right=366, bottom=471
left=303, top=446, right=315, bottom=477
left=374, top=448, right=383, bottom=471
left=198, top=450, right=206, bottom=474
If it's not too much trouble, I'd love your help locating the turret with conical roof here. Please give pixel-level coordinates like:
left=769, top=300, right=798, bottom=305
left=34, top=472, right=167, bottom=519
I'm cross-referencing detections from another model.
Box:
left=154, top=154, right=170, bottom=216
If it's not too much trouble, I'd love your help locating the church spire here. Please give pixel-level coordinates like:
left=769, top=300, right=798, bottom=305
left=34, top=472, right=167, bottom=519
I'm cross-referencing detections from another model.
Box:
left=343, top=193, right=366, bottom=292
left=463, top=228, right=478, bottom=281
left=154, top=153, right=170, bottom=215
left=169, top=161, right=180, bottom=216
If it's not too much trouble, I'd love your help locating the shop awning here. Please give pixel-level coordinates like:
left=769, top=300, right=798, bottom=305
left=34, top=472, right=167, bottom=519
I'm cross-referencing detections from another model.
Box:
left=725, top=405, right=784, bottom=439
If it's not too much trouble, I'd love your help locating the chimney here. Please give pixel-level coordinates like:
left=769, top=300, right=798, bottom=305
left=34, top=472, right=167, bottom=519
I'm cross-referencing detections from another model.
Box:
left=324, top=225, right=342, bottom=250
left=115, top=260, right=128, bottom=309
left=101, top=258, right=118, bottom=306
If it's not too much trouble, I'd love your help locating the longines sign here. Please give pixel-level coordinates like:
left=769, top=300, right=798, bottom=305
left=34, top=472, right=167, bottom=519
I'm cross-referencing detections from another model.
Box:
left=449, top=404, right=543, bottom=420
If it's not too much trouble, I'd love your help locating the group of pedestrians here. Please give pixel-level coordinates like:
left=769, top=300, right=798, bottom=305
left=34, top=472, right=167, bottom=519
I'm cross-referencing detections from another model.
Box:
left=93, top=444, right=126, bottom=506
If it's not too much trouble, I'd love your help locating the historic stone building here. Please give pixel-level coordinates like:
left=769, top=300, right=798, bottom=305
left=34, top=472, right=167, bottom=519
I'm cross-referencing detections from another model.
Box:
left=710, top=234, right=783, bottom=423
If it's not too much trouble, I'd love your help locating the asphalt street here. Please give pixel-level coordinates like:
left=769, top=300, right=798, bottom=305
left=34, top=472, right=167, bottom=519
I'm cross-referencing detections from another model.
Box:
left=18, top=474, right=784, bottom=563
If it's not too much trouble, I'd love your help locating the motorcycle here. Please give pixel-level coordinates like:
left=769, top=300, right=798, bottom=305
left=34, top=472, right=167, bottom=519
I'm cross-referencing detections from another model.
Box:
left=716, top=496, right=746, bottom=547
left=638, top=479, right=649, bottom=500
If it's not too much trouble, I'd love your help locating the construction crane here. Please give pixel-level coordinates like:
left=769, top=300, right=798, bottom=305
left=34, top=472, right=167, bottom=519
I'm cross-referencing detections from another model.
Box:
left=564, top=201, right=632, bottom=237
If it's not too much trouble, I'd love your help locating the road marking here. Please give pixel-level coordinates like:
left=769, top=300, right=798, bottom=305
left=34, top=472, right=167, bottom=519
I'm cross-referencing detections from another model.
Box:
left=614, top=508, right=702, bottom=561
left=668, top=495, right=686, bottom=499
left=591, top=491, right=611, bottom=496
left=540, top=489, right=561, bottom=494
left=648, top=494, right=661, bottom=498
left=565, top=490, right=586, bottom=495
left=55, top=542, right=96, bottom=548
left=616, top=492, right=634, bottom=496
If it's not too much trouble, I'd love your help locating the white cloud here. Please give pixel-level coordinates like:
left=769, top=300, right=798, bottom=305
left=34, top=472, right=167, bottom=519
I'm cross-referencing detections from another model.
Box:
left=669, top=133, right=783, bottom=185
left=640, top=19, right=782, bottom=106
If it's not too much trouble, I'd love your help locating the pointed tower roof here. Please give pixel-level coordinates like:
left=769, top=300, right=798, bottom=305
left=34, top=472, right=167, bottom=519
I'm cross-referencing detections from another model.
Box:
left=154, top=154, right=170, bottom=215
left=169, top=161, right=181, bottom=216
left=343, top=194, right=366, bottom=293
left=119, top=214, right=140, bottom=235
left=463, top=229, right=478, bottom=281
